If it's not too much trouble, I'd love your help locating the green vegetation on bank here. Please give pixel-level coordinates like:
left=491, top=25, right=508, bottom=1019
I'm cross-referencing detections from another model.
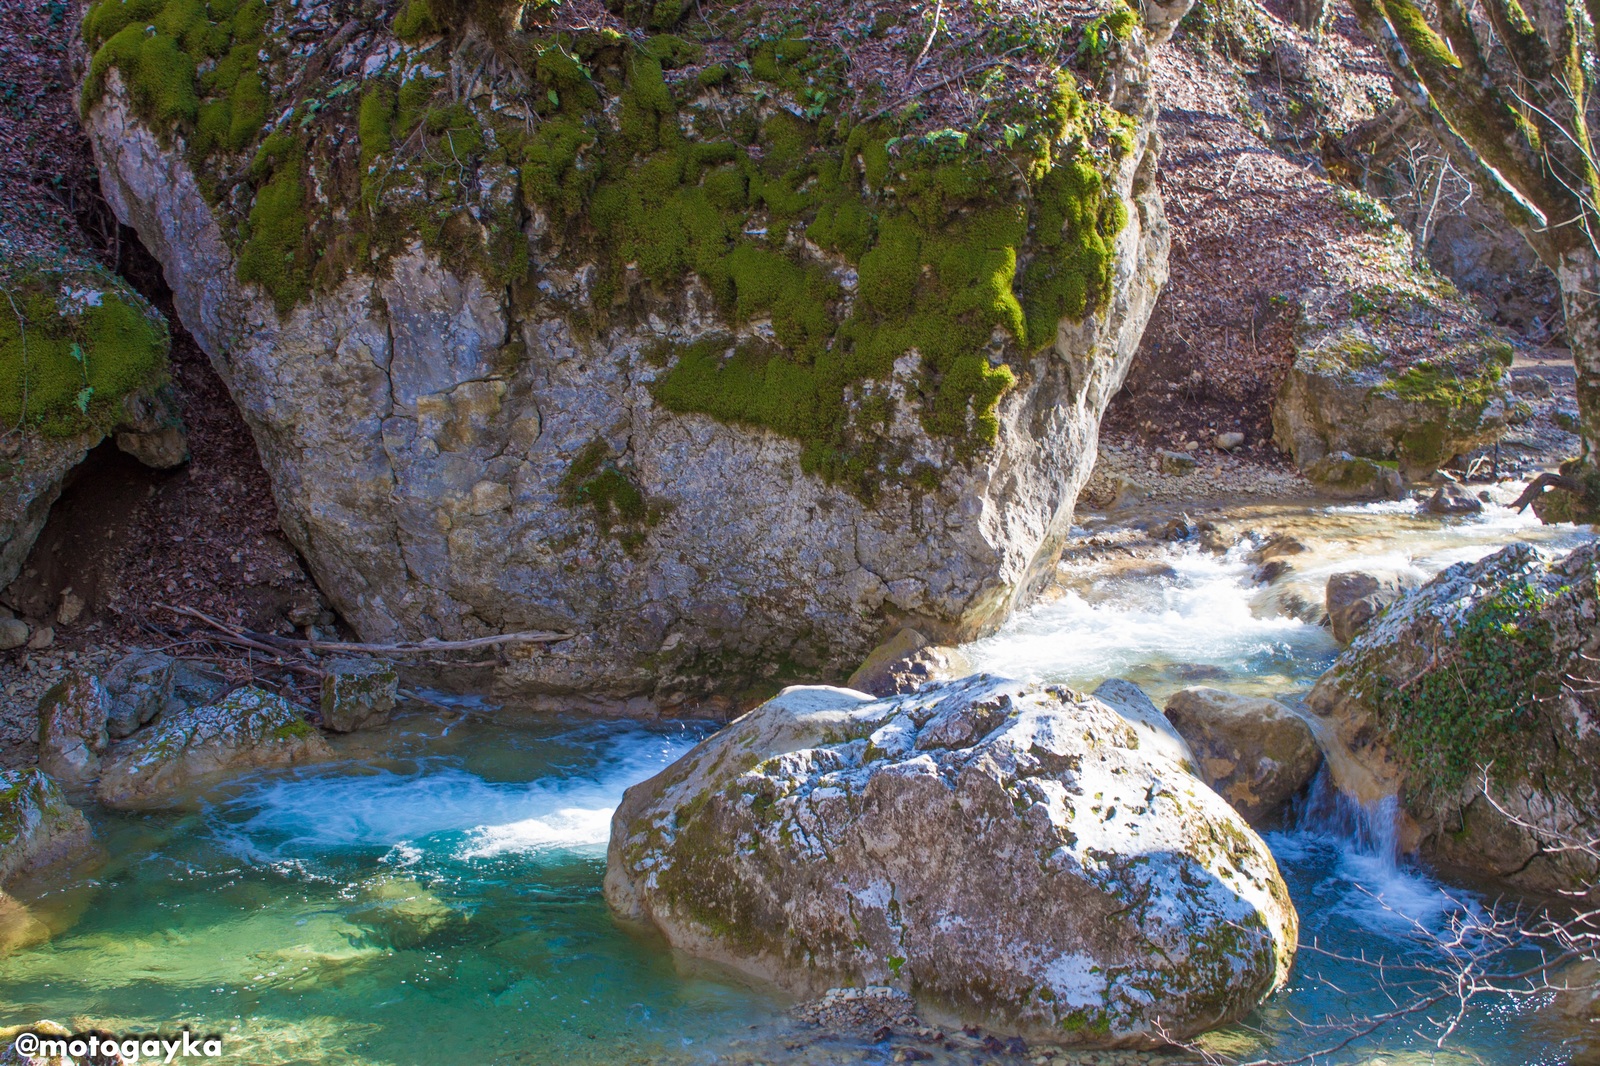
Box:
left=0, top=266, right=170, bottom=439
left=77, top=0, right=1142, bottom=498
left=1375, top=579, right=1561, bottom=797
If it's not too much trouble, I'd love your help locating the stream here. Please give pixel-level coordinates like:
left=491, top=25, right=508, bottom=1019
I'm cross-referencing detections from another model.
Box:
left=1, top=496, right=1595, bottom=1064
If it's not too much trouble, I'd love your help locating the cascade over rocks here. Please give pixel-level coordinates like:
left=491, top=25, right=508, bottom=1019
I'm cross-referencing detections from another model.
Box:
left=1306, top=543, right=1600, bottom=896
left=605, top=675, right=1298, bottom=1046
left=80, top=0, right=1178, bottom=706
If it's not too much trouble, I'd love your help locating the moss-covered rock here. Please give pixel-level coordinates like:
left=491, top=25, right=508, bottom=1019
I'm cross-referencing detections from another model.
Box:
left=605, top=675, right=1297, bottom=1045
left=95, top=686, right=333, bottom=809
left=320, top=657, right=399, bottom=732
left=81, top=0, right=1177, bottom=704
left=0, top=260, right=183, bottom=593
left=1305, top=542, right=1600, bottom=896
left=0, top=769, right=95, bottom=889
left=1272, top=325, right=1511, bottom=481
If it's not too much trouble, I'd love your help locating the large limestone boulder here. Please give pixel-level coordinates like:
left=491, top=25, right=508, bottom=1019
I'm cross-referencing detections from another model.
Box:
left=1306, top=543, right=1600, bottom=896
left=606, top=676, right=1297, bottom=1046
left=81, top=0, right=1178, bottom=708
left=1273, top=326, right=1509, bottom=480
left=95, top=687, right=333, bottom=810
left=35, top=671, right=112, bottom=787
left=1162, top=688, right=1322, bottom=823
left=0, top=768, right=95, bottom=887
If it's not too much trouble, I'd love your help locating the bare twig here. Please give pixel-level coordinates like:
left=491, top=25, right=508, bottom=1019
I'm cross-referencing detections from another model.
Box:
left=155, top=603, right=574, bottom=655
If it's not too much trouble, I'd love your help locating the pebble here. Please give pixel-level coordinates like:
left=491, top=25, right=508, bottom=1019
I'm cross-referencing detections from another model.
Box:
left=1215, top=431, right=1245, bottom=451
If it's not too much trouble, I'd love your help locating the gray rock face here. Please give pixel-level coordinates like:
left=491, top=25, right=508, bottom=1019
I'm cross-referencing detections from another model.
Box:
left=85, top=47, right=1172, bottom=708
left=95, top=686, right=333, bottom=810
left=0, top=768, right=94, bottom=887
left=1325, top=570, right=1418, bottom=646
left=36, top=671, right=112, bottom=786
left=320, top=658, right=399, bottom=733
left=1306, top=543, right=1600, bottom=895
left=605, top=675, right=1297, bottom=1046
left=1162, top=688, right=1322, bottom=823
left=103, top=650, right=177, bottom=739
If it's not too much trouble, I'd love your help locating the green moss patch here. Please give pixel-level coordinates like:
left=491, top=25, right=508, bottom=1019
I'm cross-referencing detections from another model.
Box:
left=0, top=267, right=170, bottom=438
left=558, top=440, right=664, bottom=550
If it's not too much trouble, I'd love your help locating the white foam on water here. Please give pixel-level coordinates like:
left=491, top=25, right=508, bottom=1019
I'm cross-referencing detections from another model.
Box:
left=213, top=728, right=701, bottom=863
left=963, top=541, right=1332, bottom=689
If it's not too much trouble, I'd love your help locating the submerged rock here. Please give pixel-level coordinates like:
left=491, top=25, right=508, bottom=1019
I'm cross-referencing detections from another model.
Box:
left=95, top=687, right=333, bottom=810
left=0, top=893, right=51, bottom=957
left=0, top=768, right=95, bottom=887
left=606, top=675, right=1297, bottom=1046
left=1306, top=543, right=1600, bottom=895
left=35, top=671, right=111, bottom=786
left=320, top=658, right=399, bottom=733
left=349, top=877, right=465, bottom=948
left=1324, top=570, right=1417, bottom=646
left=1162, top=688, right=1321, bottom=823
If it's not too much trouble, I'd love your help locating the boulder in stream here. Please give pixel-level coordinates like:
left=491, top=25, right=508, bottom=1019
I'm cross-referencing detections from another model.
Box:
left=1162, top=688, right=1322, bottom=823
left=606, top=675, right=1298, bottom=1046
left=1306, top=542, right=1600, bottom=896
left=0, top=768, right=95, bottom=887
left=1324, top=570, right=1418, bottom=646
left=95, top=686, right=333, bottom=810
left=320, top=658, right=399, bottom=733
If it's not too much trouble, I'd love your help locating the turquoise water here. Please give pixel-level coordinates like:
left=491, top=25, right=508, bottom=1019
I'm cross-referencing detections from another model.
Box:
left=2, top=499, right=1593, bottom=1064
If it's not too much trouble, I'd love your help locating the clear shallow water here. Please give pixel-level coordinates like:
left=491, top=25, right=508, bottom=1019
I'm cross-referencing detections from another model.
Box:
left=1, top=498, right=1593, bottom=1064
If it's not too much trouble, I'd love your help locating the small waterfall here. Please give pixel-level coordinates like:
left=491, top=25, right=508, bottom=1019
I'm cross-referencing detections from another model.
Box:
left=1291, top=766, right=1403, bottom=865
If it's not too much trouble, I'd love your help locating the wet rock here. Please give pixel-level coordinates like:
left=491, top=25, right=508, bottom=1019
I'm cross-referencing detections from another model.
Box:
left=1162, top=688, right=1322, bottom=823
left=320, top=657, right=399, bottom=733
left=1159, top=450, right=1198, bottom=475
left=606, top=675, right=1297, bottom=1045
left=1325, top=570, right=1417, bottom=646
left=0, top=768, right=95, bottom=886
left=1215, top=431, right=1246, bottom=451
left=0, top=618, right=28, bottom=651
left=1251, top=533, right=1306, bottom=564
left=1303, top=452, right=1405, bottom=499
left=1306, top=543, right=1600, bottom=895
left=1254, top=559, right=1294, bottom=584
left=36, top=671, right=111, bottom=786
left=1424, top=482, right=1484, bottom=515
left=1157, top=516, right=1194, bottom=541
left=102, top=650, right=176, bottom=739
left=1197, top=521, right=1234, bottom=554
left=95, top=686, right=333, bottom=810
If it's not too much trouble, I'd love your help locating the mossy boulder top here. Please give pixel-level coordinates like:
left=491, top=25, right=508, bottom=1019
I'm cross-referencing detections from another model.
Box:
left=81, top=0, right=1174, bottom=704
left=95, top=686, right=333, bottom=809
left=604, top=674, right=1298, bottom=1046
left=1306, top=542, right=1600, bottom=896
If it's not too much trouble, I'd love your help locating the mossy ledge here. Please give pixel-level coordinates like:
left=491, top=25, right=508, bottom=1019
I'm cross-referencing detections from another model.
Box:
left=79, top=0, right=1147, bottom=499
left=0, top=259, right=170, bottom=440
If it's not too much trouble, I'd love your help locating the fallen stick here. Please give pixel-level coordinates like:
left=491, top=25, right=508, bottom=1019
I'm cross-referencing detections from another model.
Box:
left=156, top=604, right=575, bottom=656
